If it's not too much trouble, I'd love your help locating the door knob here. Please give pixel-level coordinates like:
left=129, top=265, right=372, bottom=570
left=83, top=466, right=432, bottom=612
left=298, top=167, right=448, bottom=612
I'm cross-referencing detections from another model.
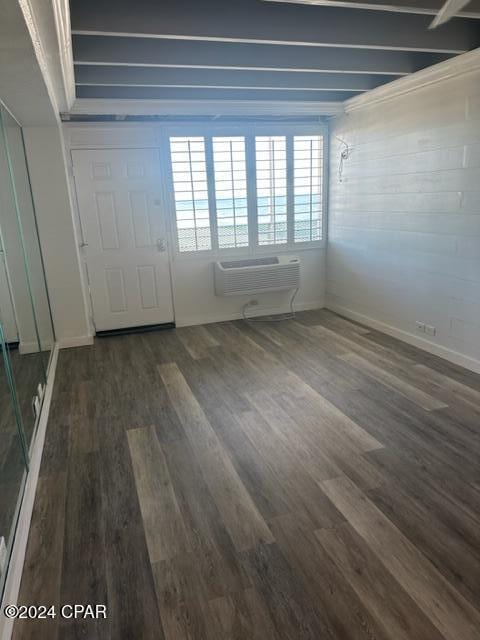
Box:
left=156, top=238, right=166, bottom=252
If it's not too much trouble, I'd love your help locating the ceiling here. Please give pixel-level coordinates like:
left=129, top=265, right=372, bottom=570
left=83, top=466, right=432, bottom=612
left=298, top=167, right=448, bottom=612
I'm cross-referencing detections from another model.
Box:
left=69, top=0, right=480, bottom=113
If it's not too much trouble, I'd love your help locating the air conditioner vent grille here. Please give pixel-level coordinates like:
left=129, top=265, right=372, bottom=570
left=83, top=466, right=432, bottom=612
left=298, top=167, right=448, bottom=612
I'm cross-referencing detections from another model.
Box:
left=214, top=255, right=300, bottom=296
left=220, top=257, right=279, bottom=269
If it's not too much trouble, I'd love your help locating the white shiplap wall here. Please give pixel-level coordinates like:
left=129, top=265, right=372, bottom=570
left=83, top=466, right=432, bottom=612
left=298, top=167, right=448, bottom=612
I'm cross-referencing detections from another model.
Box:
left=327, top=68, right=480, bottom=372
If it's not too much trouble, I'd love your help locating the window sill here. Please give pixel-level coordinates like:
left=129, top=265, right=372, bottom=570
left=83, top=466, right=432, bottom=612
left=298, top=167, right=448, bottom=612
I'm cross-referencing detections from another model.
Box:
left=172, top=241, right=325, bottom=261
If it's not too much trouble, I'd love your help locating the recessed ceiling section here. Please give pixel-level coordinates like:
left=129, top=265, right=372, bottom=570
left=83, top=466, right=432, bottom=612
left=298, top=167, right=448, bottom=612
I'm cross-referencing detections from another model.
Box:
left=72, top=36, right=455, bottom=76
left=69, top=0, right=480, bottom=112
left=74, top=66, right=393, bottom=92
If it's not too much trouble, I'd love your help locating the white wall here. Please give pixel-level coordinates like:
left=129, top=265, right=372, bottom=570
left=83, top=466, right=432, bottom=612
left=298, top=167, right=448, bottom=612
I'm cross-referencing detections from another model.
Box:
left=327, top=63, right=480, bottom=372
left=23, top=126, right=92, bottom=346
left=172, top=248, right=325, bottom=326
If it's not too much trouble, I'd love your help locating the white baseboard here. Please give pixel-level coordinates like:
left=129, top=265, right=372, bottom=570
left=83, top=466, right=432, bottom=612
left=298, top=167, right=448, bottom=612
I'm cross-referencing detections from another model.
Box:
left=326, top=302, right=480, bottom=375
left=0, top=345, right=59, bottom=640
left=57, top=335, right=94, bottom=349
left=175, top=299, right=324, bottom=328
left=18, top=340, right=53, bottom=355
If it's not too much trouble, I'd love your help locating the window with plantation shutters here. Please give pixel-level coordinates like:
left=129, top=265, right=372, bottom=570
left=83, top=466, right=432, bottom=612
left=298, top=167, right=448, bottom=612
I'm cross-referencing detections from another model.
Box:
left=293, top=135, right=323, bottom=243
left=255, top=136, right=288, bottom=246
left=170, top=137, right=211, bottom=252
left=168, top=129, right=325, bottom=253
left=212, top=136, right=249, bottom=249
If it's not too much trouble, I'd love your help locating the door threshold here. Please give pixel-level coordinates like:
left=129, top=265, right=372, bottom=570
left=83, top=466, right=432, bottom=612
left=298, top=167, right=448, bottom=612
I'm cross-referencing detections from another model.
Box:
left=96, top=322, right=176, bottom=338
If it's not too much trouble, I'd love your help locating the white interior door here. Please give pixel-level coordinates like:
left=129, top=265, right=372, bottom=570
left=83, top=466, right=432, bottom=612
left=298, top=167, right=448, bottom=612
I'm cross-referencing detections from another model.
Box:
left=72, top=148, right=174, bottom=332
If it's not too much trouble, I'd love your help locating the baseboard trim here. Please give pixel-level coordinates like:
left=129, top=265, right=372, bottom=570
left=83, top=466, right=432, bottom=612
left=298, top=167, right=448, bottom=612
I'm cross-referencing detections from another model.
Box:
left=326, top=302, right=480, bottom=375
left=176, top=299, right=324, bottom=328
left=58, top=335, right=94, bottom=349
left=0, top=344, right=59, bottom=640
left=18, top=340, right=53, bottom=355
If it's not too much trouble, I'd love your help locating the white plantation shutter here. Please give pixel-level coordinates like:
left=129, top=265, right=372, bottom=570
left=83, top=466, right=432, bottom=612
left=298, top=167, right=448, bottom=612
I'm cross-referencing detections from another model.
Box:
left=168, top=130, right=324, bottom=253
left=170, top=137, right=211, bottom=252
left=255, top=136, right=288, bottom=246
left=293, top=135, right=323, bottom=243
left=212, top=136, right=249, bottom=249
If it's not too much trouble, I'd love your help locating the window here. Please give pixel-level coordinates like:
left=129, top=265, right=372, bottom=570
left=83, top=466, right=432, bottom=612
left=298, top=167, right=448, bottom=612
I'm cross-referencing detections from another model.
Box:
left=294, top=135, right=323, bottom=243
left=212, top=137, right=249, bottom=249
left=170, top=137, right=211, bottom=252
left=169, top=130, right=325, bottom=253
left=255, top=136, right=287, bottom=246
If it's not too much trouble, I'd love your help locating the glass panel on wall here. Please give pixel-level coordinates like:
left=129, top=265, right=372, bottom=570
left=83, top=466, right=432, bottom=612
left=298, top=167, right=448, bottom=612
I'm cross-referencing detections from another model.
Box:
left=0, top=109, right=45, bottom=450
left=0, top=102, right=54, bottom=599
left=0, top=321, right=28, bottom=597
left=0, top=108, right=54, bottom=373
left=0, top=105, right=55, bottom=452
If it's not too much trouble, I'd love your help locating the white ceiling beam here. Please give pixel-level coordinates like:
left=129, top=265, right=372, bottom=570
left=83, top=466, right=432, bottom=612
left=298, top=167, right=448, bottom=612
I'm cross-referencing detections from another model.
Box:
left=430, top=0, right=474, bottom=28
left=76, top=83, right=365, bottom=93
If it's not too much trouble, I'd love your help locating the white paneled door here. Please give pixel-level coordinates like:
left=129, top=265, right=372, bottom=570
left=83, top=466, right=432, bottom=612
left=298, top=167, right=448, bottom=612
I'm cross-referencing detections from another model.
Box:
left=72, top=149, right=174, bottom=332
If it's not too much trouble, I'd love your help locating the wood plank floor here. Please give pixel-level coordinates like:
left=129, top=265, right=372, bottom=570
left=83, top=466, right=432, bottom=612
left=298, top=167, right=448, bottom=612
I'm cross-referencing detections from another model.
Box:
left=12, top=310, right=480, bottom=640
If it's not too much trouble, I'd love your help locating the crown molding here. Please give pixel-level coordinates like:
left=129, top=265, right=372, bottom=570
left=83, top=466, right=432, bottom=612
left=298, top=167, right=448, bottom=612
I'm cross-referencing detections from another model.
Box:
left=344, top=47, right=480, bottom=112
left=18, top=0, right=75, bottom=113
left=51, top=0, right=76, bottom=109
left=18, top=0, right=59, bottom=113
left=68, top=98, right=345, bottom=117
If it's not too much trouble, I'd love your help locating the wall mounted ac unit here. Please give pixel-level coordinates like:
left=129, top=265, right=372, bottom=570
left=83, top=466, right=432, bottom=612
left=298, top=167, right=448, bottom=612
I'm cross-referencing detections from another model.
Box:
left=214, top=256, right=300, bottom=296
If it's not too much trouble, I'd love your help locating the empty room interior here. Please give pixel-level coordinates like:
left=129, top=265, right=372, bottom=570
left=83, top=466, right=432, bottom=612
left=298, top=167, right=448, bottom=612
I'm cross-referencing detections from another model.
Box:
left=1, top=0, right=480, bottom=638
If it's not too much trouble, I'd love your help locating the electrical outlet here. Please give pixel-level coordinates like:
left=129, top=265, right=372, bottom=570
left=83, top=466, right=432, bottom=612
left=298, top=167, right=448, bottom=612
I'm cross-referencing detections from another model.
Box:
left=425, top=324, right=436, bottom=336
left=415, top=321, right=425, bottom=333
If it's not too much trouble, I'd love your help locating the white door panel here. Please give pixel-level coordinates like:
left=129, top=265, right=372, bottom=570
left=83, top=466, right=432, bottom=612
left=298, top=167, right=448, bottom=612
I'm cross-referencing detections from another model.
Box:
left=72, top=149, right=174, bottom=331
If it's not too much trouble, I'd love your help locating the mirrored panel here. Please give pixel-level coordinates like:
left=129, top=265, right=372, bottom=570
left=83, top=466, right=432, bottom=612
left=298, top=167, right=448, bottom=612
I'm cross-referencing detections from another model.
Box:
left=0, top=106, right=55, bottom=452
left=0, top=107, right=55, bottom=373
left=0, top=101, right=56, bottom=598
left=0, top=323, right=28, bottom=597
left=0, top=113, right=45, bottom=448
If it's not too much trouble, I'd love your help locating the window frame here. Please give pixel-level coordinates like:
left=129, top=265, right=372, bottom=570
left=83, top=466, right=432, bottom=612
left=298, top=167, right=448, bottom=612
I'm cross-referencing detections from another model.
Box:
left=162, top=122, right=328, bottom=258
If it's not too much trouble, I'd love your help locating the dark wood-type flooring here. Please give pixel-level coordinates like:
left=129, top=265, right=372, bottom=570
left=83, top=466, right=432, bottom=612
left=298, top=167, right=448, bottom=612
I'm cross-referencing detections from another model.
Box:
left=12, top=310, right=480, bottom=640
